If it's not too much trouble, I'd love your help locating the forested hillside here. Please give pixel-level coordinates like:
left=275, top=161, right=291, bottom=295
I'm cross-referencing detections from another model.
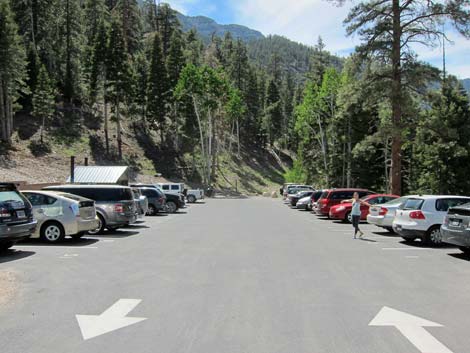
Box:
left=1, top=0, right=470, bottom=195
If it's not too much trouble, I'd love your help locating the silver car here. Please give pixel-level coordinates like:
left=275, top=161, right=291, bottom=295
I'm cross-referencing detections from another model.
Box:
left=442, top=203, right=470, bottom=255
left=367, top=196, right=411, bottom=232
left=23, top=191, right=99, bottom=243
left=44, top=185, right=137, bottom=234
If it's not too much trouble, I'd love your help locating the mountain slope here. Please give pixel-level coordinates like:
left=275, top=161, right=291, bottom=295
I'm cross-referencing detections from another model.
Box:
left=176, top=13, right=264, bottom=42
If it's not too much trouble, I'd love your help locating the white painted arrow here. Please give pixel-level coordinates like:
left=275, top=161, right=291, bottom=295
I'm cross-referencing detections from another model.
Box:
left=76, top=299, right=147, bottom=340
left=369, top=306, right=453, bottom=353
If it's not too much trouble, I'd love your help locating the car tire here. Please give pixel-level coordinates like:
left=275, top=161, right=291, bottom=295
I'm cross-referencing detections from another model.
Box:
left=0, top=242, right=14, bottom=252
left=384, top=227, right=394, bottom=233
left=147, top=204, right=157, bottom=216
left=88, top=214, right=106, bottom=235
left=166, top=201, right=177, bottom=213
left=187, top=195, right=196, bottom=203
left=40, top=221, right=65, bottom=243
left=344, top=212, right=352, bottom=223
left=425, top=226, right=443, bottom=246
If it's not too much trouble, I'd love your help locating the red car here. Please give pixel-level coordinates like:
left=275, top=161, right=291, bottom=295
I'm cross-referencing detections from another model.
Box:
left=317, top=189, right=372, bottom=217
left=329, top=194, right=400, bottom=222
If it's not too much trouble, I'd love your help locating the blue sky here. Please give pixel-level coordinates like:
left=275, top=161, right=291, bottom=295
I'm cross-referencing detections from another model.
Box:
left=165, top=0, right=470, bottom=78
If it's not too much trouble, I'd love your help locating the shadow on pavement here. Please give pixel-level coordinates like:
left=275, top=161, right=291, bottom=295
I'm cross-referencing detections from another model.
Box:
left=360, top=238, right=377, bottom=243
left=397, top=240, right=456, bottom=249
left=448, top=253, right=470, bottom=261
left=372, top=231, right=399, bottom=237
left=18, top=238, right=99, bottom=247
left=125, top=224, right=150, bottom=230
left=0, top=249, right=35, bottom=263
left=89, top=230, right=140, bottom=239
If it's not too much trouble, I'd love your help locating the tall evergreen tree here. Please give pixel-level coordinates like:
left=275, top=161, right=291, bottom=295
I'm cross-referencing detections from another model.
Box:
left=115, top=0, right=142, bottom=55
left=0, top=0, right=27, bottom=143
left=32, top=65, right=55, bottom=143
left=147, top=32, right=168, bottom=141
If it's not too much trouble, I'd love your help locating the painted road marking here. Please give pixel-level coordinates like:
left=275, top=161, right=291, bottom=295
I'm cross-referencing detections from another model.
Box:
left=369, top=306, right=453, bottom=353
left=15, top=246, right=98, bottom=250
left=382, top=247, right=431, bottom=251
left=76, top=299, right=147, bottom=340
left=406, top=256, right=420, bottom=259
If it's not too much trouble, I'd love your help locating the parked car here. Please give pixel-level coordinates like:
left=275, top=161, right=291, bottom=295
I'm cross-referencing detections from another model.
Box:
left=130, top=185, right=166, bottom=216
left=0, top=183, right=37, bottom=251
left=132, top=187, right=148, bottom=218
left=329, top=194, right=399, bottom=223
left=290, top=190, right=315, bottom=207
left=283, top=185, right=313, bottom=199
left=131, top=184, right=184, bottom=213
left=22, top=190, right=99, bottom=243
left=441, top=203, right=470, bottom=255
left=186, top=189, right=204, bottom=203
left=156, top=183, right=185, bottom=195
left=393, top=196, right=470, bottom=246
left=306, top=190, right=325, bottom=211
left=44, top=185, right=137, bottom=234
left=316, top=189, right=372, bottom=217
left=367, top=196, right=412, bottom=232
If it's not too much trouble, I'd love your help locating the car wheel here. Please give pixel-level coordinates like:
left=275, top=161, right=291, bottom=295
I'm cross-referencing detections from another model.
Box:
left=166, top=201, right=177, bottom=213
left=88, top=214, right=106, bottom=235
left=425, top=226, right=443, bottom=246
left=344, top=212, right=352, bottom=223
left=187, top=195, right=196, bottom=203
left=147, top=204, right=157, bottom=216
left=0, top=242, right=14, bottom=252
left=40, top=222, right=65, bottom=243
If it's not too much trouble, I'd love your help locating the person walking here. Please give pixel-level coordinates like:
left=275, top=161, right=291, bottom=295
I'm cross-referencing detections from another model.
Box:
left=342, top=192, right=370, bottom=239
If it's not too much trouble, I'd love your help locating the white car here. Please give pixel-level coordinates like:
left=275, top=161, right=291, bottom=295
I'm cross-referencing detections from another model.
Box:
left=156, top=183, right=185, bottom=195
left=392, top=195, right=470, bottom=246
left=296, top=195, right=312, bottom=210
left=22, top=191, right=99, bottom=243
left=367, top=196, right=413, bottom=232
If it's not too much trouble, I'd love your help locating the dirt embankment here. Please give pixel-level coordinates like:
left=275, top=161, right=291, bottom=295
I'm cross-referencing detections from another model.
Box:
left=0, top=270, right=18, bottom=307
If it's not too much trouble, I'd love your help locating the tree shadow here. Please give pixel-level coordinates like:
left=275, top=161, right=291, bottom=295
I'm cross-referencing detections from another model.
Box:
left=0, top=250, right=35, bottom=264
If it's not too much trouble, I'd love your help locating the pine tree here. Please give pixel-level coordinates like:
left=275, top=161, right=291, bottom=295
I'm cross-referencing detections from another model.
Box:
left=115, top=0, right=142, bottom=55
left=107, top=15, right=132, bottom=159
left=264, top=80, right=282, bottom=144
left=147, top=32, right=169, bottom=142
left=0, top=0, right=27, bottom=143
left=167, top=31, right=185, bottom=92
left=32, top=65, right=55, bottom=143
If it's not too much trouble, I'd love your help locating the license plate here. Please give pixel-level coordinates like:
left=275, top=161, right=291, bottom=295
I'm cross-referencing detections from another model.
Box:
left=451, top=220, right=461, bottom=227
left=396, top=225, right=402, bottom=231
left=16, top=210, right=26, bottom=218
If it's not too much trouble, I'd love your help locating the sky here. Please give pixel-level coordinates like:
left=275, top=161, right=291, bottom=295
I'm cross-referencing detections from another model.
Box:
left=164, top=0, right=470, bottom=79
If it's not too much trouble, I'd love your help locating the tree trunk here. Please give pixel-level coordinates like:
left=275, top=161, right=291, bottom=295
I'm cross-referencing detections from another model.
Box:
left=116, top=101, right=122, bottom=159
left=104, top=95, right=110, bottom=156
left=236, top=118, right=240, bottom=158
left=347, top=115, right=352, bottom=188
left=0, top=81, right=6, bottom=142
left=390, top=0, right=403, bottom=195
left=191, top=95, right=207, bottom=185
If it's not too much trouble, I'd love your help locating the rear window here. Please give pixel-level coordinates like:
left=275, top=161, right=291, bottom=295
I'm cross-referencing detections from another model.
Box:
left=435, top=198, right=470, bottom=212
left=402, top=198, right=424, bottom=210
left=0, top=190, right=24, bottom=203
left=48, top=187, right=133, bottom=202
left=384, top=196, right=407, bottom=206
left=320, top=191, right=329, bottom=199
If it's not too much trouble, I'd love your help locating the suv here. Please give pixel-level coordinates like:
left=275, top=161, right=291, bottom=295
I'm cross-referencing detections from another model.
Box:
left=131, top=186, right=166, bottom=216
left=0, top=183, right=37, bottom=251
left=44, top=185, right=137, bottom=234
left=393, top=195, right=470, bottom=246
left=131, top=184, right=184, bottom=214
left=156, top=183, right=185, bottom=195
left=316, top=188, right=372, bottom=217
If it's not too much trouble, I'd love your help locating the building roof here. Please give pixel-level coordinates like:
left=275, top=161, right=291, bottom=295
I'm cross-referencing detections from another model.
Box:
left=67, top=166, right=129, bottom=184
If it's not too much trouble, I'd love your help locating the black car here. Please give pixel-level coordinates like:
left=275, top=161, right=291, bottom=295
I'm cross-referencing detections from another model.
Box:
left=131, top=186, right=166, bottom=216
left=290, top=191, right=315, bottom=207
left=131, top=184, right=185, bottom=214
left=0, top=183, right=37, bottom=251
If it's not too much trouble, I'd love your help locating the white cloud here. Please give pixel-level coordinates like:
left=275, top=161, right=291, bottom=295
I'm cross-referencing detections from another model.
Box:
left=164, top=0, right=198, bottom=14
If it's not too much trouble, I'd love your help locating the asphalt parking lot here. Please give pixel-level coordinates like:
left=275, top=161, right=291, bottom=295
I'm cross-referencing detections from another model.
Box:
left=1, top=197, right=469, bottom=353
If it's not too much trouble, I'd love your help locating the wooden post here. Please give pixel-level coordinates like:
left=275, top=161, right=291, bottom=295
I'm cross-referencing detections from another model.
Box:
left=70, top=156, right=75, bottom=183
